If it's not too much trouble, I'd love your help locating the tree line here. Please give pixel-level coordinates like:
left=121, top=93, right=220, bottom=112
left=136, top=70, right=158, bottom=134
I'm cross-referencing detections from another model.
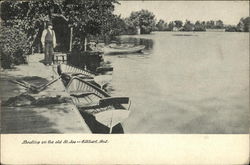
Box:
left=110, top=9, right=250, bottom=34
left=154, top=17, right=250, bottom=32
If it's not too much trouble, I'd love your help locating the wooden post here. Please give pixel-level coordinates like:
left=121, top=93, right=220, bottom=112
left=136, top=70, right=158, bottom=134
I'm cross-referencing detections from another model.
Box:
left=84, top=37, right=87, bottom=51
left=69, top=27, right=73, bottom=52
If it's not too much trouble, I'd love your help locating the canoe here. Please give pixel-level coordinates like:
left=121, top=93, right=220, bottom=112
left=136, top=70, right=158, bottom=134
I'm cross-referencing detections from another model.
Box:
left=58, top=63, right=95, bottom=78
left=103, top=45, right=145, bottom=55
left=109, top=43, right=135, bottom=49
left=58, top=63, right=113, bottom=90
left=57, top=63, right=94, bottom=84
left=66, top=76, right=130, bottom=132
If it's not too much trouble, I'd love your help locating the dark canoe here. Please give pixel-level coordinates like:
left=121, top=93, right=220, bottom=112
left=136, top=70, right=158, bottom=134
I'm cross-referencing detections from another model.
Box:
left=66, top=77, right=131, bottom=129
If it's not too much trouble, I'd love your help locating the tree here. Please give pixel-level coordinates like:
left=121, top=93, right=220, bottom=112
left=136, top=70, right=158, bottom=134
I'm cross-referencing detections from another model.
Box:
left=225, top=25, right=237, bottom=32
left=0, top=0, right=119, bottom=68
left=206, top=20, right=215, bottom=29
left=156, top=19, right=167, bottom=31
left=0, top=26, right=31, bottom=68
left=1, top=0, right=119, bottom=51
left=1, top=1, right=53, bottom=48
left=62, top=0, right=119, bottom=49
left=215, top=20, right=224, bottom=29
left=174, top=20, right=183, bottom=28
left=243, top=17, right=250, bottom=32
left=163, top=22, right=168, bottom=31
left=108, top=15, right=126, bottom=36
left=237, top=18, right=245, bottom=32
left=127, top=9, right=156, bottom=34
left=238, top=17, right=250, bottom=32
left=168, top=21, right=174, bottom=31
left=183, top=20, right=194, bottom=31
left=194, top=21, right=205, bottom=31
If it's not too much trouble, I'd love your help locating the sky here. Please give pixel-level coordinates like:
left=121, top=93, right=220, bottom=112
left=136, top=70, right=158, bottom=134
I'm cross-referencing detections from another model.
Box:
left=114, top=1, right=249, bottom=25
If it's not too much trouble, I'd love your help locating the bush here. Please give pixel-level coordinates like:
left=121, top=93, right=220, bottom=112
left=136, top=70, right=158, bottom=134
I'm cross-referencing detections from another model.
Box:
left=0, top=26, right=31, bottom=69
left=225, top=25, right=238, bottom=32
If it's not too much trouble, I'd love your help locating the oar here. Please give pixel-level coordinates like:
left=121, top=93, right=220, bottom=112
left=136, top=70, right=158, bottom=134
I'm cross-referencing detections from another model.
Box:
left=36, top=75, right=61, bottom=92
left=9, top=80, right=39, bottom=92
left=9, top=76, right=61, bottom=93
left=9, top=80, right=33, bottom=89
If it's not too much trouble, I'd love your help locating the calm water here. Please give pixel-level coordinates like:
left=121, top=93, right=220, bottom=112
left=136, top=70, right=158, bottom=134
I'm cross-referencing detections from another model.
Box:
left=105, top=32, right=249, bottom=133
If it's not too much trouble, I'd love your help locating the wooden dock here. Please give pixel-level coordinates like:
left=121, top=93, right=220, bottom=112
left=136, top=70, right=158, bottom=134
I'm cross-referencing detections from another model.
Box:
left=1, top=53, right=91, bottom=133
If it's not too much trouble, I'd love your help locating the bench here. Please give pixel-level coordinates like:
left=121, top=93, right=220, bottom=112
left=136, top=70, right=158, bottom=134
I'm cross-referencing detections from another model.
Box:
left=54, top=53, right=67, bottom=63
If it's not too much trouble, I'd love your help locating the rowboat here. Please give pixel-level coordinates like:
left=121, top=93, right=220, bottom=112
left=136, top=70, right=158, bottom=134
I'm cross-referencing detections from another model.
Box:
left=58, top=63, right=95, bottom=78
left=57, top=63, right=112, bottom=90
left=103, top=44, right=145, bottom=55
left=66, top=76, right=131, bottom=133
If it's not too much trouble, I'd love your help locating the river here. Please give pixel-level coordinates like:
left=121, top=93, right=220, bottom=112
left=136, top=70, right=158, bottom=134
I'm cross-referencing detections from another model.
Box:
left=104, top=31, right=249, bottom=133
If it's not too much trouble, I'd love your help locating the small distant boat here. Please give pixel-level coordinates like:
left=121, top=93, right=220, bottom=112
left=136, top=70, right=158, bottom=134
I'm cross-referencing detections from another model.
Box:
left=103, top=44, right=145, bottom=55
left=173, top=34, right=198, bottom=37
left=66, top=77, right=131, bottom=133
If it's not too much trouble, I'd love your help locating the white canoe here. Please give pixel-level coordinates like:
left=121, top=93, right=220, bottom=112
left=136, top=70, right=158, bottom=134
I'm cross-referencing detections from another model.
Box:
left=103, top=45, right=145, bottom=55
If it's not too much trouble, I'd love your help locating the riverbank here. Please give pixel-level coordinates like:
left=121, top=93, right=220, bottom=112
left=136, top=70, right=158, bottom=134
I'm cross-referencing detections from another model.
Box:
left=1, top=53, right=91, bottom=133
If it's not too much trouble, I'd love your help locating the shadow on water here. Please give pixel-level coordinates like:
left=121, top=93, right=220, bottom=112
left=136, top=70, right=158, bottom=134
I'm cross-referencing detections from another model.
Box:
left=80, top=111, right=124, bottom=134
left=116, top=37, right=154, bottom=50
left=101, top=35, right=154, bottom=49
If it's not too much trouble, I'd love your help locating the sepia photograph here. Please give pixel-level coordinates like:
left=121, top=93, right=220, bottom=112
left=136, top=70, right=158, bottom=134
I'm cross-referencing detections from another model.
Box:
left=0, top=0, right=249, bottom=136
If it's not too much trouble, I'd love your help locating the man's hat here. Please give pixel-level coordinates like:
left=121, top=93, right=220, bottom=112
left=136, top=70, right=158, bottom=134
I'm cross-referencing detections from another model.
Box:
left=47, top=21, right=53, bottom=26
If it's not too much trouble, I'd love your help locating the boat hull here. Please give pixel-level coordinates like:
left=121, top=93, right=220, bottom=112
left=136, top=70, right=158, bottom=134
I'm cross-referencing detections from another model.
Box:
left=104, top=45, right=145, bottom=55
left=66, top=77, right=130, bottom=129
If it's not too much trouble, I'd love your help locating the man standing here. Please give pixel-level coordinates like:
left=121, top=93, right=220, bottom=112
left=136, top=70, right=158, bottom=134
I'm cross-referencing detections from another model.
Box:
left=41, top=21, right=56, bottom=65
